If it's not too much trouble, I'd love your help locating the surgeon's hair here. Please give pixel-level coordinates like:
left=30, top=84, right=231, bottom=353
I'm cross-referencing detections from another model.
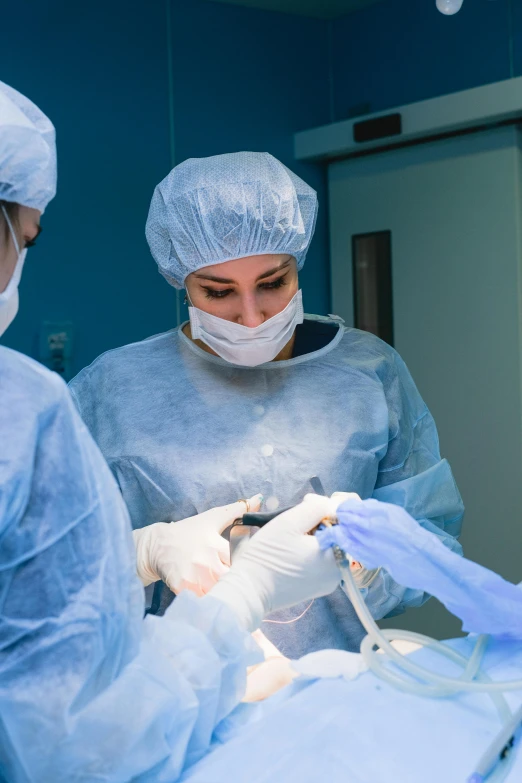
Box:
left=0, top=200, right=20, bottom=244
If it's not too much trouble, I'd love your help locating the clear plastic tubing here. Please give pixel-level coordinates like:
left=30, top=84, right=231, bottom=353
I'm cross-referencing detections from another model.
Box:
left=333, top=546, right=521, bottom=723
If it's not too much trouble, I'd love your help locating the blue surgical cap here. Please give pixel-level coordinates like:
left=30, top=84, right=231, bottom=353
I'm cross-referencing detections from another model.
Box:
left=145, top=152, right=318, bottom=289
left=0, top=81, right=57, bottom=212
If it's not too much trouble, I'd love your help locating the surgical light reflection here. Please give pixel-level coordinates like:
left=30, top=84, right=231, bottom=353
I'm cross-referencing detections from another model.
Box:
left=436, top=0, right=464, bottom=15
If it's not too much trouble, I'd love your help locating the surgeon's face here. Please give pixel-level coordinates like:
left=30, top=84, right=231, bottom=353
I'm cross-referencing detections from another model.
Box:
left=185, top=254, right=298, bottom=327
left=0, top=204, right=41, bottom=293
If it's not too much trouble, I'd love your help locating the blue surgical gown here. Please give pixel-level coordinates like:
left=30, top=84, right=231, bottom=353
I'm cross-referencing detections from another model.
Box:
left=69, top=317, right=465, bottom=658
left=0, top=346, right=259, bottom=783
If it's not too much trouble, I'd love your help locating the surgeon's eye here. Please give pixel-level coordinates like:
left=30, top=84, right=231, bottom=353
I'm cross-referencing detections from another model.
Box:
left=258, top=273, right=289, bottom=291
left=24, top=225, right=42, bottom=249
left=203, top=287, right=233, bottom=300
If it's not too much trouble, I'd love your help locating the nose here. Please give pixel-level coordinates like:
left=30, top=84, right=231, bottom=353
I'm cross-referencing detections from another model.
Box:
left=237, top=291, right=265, bottom=328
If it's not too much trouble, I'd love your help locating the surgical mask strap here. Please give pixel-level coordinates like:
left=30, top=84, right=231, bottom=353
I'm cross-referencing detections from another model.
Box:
left=1, top=204, right=21, bottom=257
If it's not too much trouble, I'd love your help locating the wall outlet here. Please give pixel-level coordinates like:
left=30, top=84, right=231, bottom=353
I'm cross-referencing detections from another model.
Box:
left=39, top=321, right=74, bottom=381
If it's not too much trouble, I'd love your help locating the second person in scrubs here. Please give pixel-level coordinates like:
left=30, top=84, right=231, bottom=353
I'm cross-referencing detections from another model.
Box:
left=70, top=152, right=464, bottom=658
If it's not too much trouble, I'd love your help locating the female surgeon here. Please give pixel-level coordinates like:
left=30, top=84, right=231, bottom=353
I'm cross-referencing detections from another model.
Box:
left=70, top=152, right=465, bottom=659
left=0, top=81, right=342, bottom=782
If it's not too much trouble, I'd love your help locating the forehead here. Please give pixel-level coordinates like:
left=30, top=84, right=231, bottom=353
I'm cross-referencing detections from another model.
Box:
left=199, top=253, right=294, bottom=280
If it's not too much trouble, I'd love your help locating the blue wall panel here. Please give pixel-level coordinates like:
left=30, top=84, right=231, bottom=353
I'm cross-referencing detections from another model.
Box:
left=331, top=0, right=514, bottom=120
left=0, top=0, right=174, bottom=372
left=0, top=0, right=332, bottom=375
left=169, top=0, right=331, bottom=319
left=4, top=0, right=515, bottom=375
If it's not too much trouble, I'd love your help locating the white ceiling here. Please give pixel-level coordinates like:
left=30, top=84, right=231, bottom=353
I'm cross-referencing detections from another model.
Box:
left=205, top=0, right=386, bottom=20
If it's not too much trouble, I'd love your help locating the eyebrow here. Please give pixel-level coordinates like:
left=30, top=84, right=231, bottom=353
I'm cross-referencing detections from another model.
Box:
left=194, top=258, right=291, bottom=285
left=256, top=259, right=291, bottom=281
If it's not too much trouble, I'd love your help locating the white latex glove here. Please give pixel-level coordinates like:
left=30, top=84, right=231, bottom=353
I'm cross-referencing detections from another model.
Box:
left=330, top=491, right=379, bottom=587
left=132, top=494, right=262, bottom=596
left=207, top=493, right=340, bottom=632
left=330, top=491, right=361, bottom=504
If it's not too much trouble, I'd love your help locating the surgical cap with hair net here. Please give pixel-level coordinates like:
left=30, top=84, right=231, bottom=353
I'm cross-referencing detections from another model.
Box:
left=145, top=152, right=318, bottom=289
left=0, top=81, right=57, bottom=212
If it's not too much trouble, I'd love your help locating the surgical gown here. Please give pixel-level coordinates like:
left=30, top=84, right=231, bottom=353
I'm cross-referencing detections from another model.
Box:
left=69, top=317, right=465, bottom=658
left=0, top=346, right=259, bottom=783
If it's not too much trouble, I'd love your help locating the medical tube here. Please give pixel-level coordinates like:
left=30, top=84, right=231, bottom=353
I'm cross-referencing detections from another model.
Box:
left=330, top=545, right=522, bottom=781
left=334, top=547, right=520, bottom=714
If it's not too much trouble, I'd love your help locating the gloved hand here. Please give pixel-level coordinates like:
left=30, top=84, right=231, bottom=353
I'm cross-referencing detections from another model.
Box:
left=132, top=494, right=262, bottom=596
left=330, top=491, right=361, bottom=504
left=328, top=492, right=379, bottom=588
left=207, top=494, right=340, bottom=632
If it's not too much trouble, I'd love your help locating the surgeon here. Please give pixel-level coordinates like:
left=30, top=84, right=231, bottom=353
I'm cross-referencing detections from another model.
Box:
left=70, top=152, right=465, bottom=658
left=0, top=80, right=342, bottom=783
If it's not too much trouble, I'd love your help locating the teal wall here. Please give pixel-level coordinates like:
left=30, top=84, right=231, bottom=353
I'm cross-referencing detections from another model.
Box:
left=1, top=0, right=330, bottom=374
left=169, top=0, right=331, bottom=324
left=1, top=0, right=175, bottom=372
left=331, top=0, right=519, bottom=120
left=3, top=0, right=522, bottom=375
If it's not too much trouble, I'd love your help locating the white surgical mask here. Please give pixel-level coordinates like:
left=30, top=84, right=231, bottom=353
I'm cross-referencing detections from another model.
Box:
left=188, top=289, right=304, bottom=366
left=0, top=205, right=27, bottom=338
